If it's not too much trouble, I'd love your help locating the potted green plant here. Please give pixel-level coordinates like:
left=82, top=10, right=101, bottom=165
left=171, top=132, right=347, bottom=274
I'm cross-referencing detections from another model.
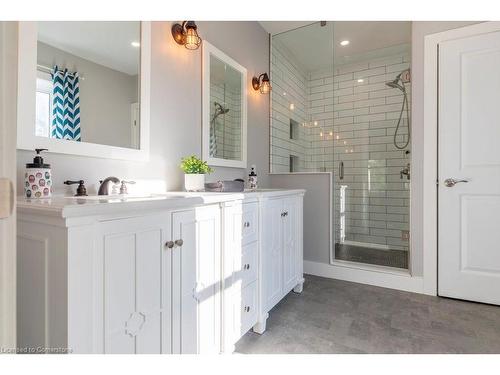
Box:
left=180, top=155, right=214, bottom=192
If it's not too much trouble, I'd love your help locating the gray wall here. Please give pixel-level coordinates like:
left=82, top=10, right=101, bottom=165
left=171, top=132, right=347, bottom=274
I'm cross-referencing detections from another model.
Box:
left=17, top=21, right=270, bottom=193
left=37, top=41, right=138, bottom=149
left=410, top=21, right=480, bottom=276
left=270, top=173, right=332, bottom=264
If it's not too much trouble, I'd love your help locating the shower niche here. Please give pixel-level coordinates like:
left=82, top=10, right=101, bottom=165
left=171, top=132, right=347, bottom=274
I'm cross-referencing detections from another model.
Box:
left=270, top=21, right=412, bottom=270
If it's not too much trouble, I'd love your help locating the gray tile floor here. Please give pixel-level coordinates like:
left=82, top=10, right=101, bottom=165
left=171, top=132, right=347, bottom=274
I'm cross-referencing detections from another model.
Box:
left=235, top=275, right=500, bottom=354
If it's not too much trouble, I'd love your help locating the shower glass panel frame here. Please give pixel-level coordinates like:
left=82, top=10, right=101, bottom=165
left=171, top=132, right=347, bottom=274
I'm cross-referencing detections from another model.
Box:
left=270, top=21, right=412, bottom=271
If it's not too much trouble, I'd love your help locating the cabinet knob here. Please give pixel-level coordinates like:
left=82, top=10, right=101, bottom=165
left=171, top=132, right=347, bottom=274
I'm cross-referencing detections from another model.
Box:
left=165, top=241, right=174, bottom=249
left=244, top=306, right=251, bottom=312
left=175, top=239, right=184, bottom=247
left=243, top=221, right=250, bottom=228
left=244, top=263, right=250, bottom=270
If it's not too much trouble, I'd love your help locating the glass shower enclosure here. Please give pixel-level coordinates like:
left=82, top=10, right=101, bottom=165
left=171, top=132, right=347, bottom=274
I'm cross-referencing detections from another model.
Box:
left=270, top=21, right=412, bottom=270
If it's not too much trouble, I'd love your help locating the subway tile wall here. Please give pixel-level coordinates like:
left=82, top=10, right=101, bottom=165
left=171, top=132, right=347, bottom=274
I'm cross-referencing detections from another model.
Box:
left=210, top=83, right=242, bottom=160
left=270, top=41, right=316, bottom=173
left=271, top=41, right=411, bottom=251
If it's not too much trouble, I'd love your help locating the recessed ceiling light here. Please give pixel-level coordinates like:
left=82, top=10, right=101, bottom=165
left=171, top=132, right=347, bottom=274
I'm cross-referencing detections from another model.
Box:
left=131, top=41, right=140, bottom=48
left=340, top=40, right=350, bottom=46
left=357, top=78, right=364, bottom=83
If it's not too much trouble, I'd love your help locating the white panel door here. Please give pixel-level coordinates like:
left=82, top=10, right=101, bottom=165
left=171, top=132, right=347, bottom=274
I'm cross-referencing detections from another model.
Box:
left=439, top=30, right=500, bottom=305
left=99, top=214, right=171, bottom=353
left=172, top=206, right=221, bottom=354
left=283, top=197, right=298, bottom=293
left=261, top=198, right=284, bottom=311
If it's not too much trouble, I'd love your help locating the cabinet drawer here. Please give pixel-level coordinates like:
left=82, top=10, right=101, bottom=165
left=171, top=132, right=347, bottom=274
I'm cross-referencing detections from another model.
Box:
left=241, top=202, right=258, bottom=245
left=239, top=281, right=258, bottom=338
left=234, top=242, right=258, bottom=287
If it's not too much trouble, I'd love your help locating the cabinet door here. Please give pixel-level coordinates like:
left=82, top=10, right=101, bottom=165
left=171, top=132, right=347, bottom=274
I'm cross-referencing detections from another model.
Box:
left=261, top=198, right=284, bottom=312
left=97, top=214, right=171, bottom=354
left=283, top=196, right=299, bottom=293
left=172, top=206, right=221, bottom=354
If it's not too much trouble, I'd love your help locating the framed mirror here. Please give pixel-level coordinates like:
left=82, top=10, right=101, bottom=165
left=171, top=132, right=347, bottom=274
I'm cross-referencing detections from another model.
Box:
left=17, top=21, right=151, bottom=161
left=202, top=42, right=247, bottom=168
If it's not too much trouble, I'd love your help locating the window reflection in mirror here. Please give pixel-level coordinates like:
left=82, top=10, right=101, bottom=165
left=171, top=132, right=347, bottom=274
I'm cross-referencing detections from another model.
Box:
left=35, top=21, right=141, bottom=149
left=209, top=54, right=242, bottom=161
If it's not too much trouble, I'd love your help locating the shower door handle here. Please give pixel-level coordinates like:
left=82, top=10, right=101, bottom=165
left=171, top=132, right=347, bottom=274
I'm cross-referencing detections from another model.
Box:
left=339, top=161, right=344, bottom=180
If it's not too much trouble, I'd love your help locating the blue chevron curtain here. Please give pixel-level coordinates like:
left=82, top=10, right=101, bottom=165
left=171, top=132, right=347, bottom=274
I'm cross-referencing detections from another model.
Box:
left=51, top=66, right=81, bottom=141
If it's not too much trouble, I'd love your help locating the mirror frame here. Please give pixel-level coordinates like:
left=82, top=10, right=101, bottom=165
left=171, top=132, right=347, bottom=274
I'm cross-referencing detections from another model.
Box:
left=16, top=21, right=151, bottom=161
left=202, top=41, right=247, bottom=168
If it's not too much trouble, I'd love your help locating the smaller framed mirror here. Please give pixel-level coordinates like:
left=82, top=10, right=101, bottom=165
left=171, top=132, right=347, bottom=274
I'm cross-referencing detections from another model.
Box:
left=202, top=42, right=247, bottom=168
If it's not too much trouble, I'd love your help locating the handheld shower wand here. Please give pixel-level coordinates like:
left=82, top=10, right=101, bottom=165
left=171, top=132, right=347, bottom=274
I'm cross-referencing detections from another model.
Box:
left=386, top=69, right=411, bottom=150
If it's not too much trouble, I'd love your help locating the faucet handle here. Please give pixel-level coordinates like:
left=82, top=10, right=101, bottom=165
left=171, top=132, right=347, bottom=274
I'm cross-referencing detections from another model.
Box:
left=64, top=180, right=88, bottom=197
left=120, top=180, right=136, bottom=195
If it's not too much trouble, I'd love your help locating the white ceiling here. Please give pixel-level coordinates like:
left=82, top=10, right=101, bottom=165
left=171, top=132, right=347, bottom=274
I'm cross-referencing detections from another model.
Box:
left=268, top=21, right=411, bottom=71
left=37, top=21, right=140, bottom=75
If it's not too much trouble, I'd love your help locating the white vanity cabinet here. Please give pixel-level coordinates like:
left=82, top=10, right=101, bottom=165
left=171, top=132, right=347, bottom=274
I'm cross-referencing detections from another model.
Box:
left=222, top=191, right=305, bottom=344
left=17, top=201, right=223, bottom=354
left=95, top=206, right=221, bottom=354
left=94, top=213, right=172, bottom=354
left=222, top=199, right=260, bottom=350
left=17, top=189, right=305, bottom=354
left=171, top=207, right=222, bottom=354
left=254, top=194, right=304, bottom=333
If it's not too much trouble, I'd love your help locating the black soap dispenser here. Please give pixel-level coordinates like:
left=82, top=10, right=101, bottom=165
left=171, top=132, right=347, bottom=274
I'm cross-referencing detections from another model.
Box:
left=24, top=148, right=52, bottom=199
left=248, top=165, right=258, bottom=190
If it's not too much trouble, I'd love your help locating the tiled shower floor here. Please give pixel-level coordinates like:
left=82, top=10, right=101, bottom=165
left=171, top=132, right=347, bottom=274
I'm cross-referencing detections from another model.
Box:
left=335, top=243, right=408, bottom=269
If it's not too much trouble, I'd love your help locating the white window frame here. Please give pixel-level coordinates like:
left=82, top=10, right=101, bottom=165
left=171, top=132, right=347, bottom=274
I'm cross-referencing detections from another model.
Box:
left=35, top=70, right=53, bottom=138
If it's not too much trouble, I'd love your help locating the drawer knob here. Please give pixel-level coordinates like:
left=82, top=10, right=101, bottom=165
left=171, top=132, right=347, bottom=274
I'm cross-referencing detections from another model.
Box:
left=165, top=241, right=175, bottom=249
left=243, top=221, right=250, bottom=228
left=175, top=239, right=184, bottom=247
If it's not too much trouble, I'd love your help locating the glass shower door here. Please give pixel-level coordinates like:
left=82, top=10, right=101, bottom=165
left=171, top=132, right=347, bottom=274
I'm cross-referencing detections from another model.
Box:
left=332, top=33, right=412, bottom=269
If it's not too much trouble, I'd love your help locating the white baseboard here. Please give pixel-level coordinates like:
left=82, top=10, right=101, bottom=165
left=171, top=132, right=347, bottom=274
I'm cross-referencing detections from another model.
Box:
left=304, top=260, right=425, bottom=294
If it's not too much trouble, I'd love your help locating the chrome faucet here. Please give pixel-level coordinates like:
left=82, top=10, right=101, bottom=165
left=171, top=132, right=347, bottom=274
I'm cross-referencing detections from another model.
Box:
left=98, top=177, right=120, bottom=195
left=400, top=163, right=410, bottom=180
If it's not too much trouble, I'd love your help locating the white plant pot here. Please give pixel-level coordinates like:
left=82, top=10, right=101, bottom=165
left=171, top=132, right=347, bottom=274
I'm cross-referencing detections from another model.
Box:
left=184, top=174, right=205, bottom=192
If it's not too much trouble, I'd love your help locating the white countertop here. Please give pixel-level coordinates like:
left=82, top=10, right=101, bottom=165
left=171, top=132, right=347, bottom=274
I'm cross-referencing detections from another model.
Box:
left=17, top=189, right=306, bottom=219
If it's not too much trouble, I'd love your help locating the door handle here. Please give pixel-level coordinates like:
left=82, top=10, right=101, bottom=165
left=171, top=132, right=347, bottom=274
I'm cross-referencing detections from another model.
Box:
left=444, top=178, right=469, bottom=187
left=339, top=161, right=344, bottom=180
